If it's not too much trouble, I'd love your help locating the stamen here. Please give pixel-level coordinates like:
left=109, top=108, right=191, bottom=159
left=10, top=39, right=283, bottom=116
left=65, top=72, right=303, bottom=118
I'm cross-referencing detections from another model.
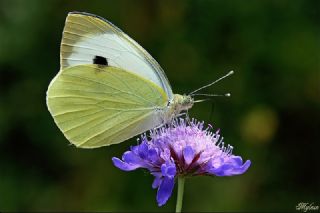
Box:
left=220, top=141, right=225, bottom=149
left=228, top=145, right=234, bottom=155
left=214, top=134, right=221, bottom=145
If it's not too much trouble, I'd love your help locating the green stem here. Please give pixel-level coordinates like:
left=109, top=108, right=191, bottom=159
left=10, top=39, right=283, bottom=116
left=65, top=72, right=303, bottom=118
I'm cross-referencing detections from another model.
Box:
left=175, top=177, right=185, bottom=213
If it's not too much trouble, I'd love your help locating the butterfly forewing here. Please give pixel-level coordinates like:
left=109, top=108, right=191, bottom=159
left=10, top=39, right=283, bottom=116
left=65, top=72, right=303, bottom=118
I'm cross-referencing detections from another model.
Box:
left=60, top=12, right=173, bottom=99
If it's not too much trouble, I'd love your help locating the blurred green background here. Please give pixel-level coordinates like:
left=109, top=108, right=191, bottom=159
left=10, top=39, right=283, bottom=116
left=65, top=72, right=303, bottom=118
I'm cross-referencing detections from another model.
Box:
left=0, top=0, right=319, bottom=212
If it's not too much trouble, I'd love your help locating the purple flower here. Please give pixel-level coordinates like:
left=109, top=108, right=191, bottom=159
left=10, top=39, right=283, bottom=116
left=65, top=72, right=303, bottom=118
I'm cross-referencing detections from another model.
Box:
left=112, top=118, right=251, bottom=206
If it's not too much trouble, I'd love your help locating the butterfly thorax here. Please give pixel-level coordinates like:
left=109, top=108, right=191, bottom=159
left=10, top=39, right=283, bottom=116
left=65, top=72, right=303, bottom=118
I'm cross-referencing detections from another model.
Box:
left=163, top=94, right=194, bottom=122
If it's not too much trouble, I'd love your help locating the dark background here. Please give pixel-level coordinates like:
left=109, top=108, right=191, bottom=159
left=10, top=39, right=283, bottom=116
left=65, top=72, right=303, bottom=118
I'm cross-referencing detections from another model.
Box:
left=0, top=0, right=319, bottom=212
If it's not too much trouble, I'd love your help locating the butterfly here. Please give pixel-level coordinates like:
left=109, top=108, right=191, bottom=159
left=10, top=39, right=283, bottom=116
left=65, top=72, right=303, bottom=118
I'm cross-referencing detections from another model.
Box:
left=46, top=12, right=197, bottom=148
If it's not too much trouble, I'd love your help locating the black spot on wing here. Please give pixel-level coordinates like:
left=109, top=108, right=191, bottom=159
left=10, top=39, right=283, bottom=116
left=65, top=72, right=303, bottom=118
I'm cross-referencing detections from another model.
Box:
left=93, top=55, right=108, bottom=66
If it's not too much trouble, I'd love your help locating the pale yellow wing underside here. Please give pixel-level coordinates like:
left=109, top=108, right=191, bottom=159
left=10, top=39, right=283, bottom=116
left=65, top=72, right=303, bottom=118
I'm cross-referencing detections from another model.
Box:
left=47, top=64, right=168, bottom=148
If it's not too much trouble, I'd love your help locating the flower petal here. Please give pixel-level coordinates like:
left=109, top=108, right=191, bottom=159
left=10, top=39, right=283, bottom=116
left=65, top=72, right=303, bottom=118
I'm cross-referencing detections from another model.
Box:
left=230, top=156, right=243, bottom=166
left=227, top=160, right=251, bottom=175
left=207, top=157, right=251, bottom=176
left=183, top=146, right=195, bottom=165
left=152, top=176, right=162, bottom=189
left=161, top=162, right=176, bottom=178
left=112, top=157, right=141, bottom=171
left=148, top=148, right=159, bottom=163
left=156, top=177, right=175, bottom=206
left=160, top=148, right=171, bottom=161
left=210, top=164, right=233, bottom=176
left=138, top=142, right=149, bottom=159
left=123, top=151, right=142, bottom=165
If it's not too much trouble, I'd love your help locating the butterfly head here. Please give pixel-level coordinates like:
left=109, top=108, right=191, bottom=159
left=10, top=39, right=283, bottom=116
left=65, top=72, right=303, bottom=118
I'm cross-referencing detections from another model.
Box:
left=163, top=94, right=193, bottom=122
left=179, top=94, right=194, bottom=110
left=172, top=94, right=194, bottom=112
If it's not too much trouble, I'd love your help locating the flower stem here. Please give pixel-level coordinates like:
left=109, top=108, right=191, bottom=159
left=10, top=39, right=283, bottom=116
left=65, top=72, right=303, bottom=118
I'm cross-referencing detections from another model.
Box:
left=175, top=177, right=185, bottom=213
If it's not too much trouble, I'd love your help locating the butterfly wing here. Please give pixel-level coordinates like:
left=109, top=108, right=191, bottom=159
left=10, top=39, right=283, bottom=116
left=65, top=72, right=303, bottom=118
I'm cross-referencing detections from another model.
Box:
left=61, top=11, right=173, bottom=99
left=47, top=64, right=168, bottom=148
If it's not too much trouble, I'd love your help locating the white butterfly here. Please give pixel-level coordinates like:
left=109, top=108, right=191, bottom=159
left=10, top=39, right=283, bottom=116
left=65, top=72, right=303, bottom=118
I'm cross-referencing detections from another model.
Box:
left=46, top=12, right=194, bottom=148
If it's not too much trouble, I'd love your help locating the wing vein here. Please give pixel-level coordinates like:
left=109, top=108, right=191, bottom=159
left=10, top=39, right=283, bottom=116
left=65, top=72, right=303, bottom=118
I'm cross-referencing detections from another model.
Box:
left=62, top=72, right=155, bottom=106
left=82, top=111, right=153, bottom=146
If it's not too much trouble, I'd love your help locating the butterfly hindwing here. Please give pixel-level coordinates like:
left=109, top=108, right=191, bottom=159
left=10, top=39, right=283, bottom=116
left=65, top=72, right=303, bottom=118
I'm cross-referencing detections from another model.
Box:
left=47, top=64, right=168, bottom=148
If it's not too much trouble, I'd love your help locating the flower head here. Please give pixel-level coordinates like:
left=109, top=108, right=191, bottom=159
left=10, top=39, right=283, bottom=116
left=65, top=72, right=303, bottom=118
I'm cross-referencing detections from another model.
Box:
left=112, top=118, right=251, bottom=206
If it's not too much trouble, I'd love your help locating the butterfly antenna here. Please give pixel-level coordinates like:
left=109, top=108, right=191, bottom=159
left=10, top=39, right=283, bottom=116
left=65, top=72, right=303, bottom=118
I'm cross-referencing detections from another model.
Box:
left=189, top=70, right=234, bottom=95
left=191, top=93, right=231, bottom=97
